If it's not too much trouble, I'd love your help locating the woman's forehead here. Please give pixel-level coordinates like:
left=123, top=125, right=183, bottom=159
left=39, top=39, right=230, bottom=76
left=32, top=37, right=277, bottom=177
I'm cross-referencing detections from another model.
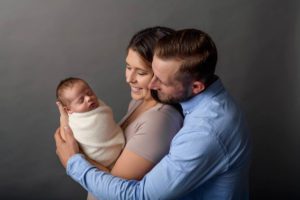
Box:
left=126, top=49, right=151, bottom=71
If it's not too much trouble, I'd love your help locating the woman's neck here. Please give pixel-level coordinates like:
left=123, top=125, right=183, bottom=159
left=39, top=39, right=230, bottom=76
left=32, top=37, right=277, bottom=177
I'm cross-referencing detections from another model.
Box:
left=121, top=98, right=158, bottom=130
left=140, top=97, right=157, bottom=109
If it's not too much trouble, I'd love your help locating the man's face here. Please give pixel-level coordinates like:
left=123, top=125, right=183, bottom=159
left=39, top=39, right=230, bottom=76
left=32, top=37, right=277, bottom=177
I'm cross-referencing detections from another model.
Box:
left=149, top=55, right=193, bottom=104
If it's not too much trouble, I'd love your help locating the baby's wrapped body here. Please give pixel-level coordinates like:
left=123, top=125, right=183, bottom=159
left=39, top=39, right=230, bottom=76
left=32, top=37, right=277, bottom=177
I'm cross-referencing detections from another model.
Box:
left=69, top=99, right=125, bottom=167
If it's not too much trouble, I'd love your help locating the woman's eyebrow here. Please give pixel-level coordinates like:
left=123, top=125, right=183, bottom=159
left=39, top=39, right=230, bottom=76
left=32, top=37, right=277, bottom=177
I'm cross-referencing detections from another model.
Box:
left=125, top=62, right=148, bottom=71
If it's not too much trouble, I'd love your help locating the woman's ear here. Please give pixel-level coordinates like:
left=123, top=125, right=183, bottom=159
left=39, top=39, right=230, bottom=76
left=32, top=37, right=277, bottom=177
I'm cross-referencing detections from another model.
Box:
left=192, top=81, right=205, bottom=95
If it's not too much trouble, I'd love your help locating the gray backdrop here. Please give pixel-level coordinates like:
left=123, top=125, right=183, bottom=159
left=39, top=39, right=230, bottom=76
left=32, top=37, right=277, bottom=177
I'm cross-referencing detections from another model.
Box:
left=0, top=0, right=299, bottom=199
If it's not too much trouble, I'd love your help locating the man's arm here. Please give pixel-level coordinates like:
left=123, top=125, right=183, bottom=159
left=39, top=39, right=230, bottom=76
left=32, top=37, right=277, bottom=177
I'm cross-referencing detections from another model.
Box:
left=53, top=124, right=168, bottom=199
left=59, top=128, right=226, bottom=200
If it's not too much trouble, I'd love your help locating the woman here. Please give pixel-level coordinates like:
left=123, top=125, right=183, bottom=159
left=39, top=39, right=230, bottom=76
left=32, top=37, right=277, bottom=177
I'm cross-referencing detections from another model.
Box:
left=56, top=27, right=183, bottom=199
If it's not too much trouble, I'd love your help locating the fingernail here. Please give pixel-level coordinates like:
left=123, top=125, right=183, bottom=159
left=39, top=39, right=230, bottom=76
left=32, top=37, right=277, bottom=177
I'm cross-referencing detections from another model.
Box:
left=63, top=126, right=69, bottom=130
left=56, top=101, right=60, bottom=106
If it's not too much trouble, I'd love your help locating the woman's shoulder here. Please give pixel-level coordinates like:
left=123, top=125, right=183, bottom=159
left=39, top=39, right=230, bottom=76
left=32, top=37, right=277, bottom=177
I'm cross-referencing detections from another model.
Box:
left=125, top=103, right=183, bottom=164
left=143, top=103, right=183, bottom=122
left=128, top=99, right=141, bottom=111
left=154, top=103, right=182, bottom=115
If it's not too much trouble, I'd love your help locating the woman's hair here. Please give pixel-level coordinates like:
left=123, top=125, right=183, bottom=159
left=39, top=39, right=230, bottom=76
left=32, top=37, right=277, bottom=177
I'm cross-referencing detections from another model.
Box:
left=127, top=26, right=175, bottom=66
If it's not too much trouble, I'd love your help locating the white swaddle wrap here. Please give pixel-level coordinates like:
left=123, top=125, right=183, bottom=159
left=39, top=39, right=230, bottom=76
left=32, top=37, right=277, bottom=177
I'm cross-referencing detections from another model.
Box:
left=69, top=100, right=124, bottom=167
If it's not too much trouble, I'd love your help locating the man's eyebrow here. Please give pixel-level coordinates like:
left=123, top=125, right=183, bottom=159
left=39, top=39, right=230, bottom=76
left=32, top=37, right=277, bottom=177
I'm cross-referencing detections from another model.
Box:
left=156, top=76, right=164, bottom=84
left=159, top=76, right=170, bottom=85
left=156, top=74, right=164, bottom=82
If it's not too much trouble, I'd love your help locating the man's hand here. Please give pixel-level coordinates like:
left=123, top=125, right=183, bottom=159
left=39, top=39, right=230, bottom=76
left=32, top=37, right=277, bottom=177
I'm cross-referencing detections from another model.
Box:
left=54, top=126, right=79, bottom=168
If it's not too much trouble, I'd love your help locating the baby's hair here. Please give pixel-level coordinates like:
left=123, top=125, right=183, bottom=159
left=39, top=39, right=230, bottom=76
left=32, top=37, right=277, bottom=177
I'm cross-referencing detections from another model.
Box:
left=56, top=77, right=87, bottom=106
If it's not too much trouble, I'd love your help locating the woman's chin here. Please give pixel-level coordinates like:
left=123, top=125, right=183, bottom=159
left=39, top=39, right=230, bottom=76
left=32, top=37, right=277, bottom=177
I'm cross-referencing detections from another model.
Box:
left=131, top=92, right=144, bottom=101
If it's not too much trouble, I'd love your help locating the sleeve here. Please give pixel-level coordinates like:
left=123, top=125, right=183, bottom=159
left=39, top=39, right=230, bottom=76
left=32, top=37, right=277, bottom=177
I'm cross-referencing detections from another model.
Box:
left=125, top=106, right=183, bottom=163
left=67, top=127, right=227, bottom=200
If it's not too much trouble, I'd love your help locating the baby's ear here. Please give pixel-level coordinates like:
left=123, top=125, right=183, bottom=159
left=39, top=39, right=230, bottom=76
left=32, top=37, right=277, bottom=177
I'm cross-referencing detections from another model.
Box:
left=65, top=106, right=73, bottom=114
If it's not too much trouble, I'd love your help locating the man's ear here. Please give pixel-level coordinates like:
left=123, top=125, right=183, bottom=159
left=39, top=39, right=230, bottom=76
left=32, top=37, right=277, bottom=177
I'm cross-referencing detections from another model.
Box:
left=191, top=81, right=205, bottom=95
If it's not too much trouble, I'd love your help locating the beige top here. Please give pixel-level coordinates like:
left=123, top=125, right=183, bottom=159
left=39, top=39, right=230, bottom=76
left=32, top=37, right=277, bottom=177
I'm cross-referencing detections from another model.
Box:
left=119, top=100, right=183, bottom=163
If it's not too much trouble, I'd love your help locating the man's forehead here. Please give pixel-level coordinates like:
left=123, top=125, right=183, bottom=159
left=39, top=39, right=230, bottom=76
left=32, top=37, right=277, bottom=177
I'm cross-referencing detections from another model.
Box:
left=152, top=55, right=180, bottom=77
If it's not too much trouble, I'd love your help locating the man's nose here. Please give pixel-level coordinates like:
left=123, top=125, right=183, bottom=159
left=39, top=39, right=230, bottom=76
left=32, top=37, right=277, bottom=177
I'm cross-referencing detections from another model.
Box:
left=148, top=76, right=158, bottom=90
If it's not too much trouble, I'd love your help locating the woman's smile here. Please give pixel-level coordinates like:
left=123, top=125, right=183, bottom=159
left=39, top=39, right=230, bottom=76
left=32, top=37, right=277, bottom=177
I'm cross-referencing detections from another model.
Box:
left=130, top=85, right=143, bottom=93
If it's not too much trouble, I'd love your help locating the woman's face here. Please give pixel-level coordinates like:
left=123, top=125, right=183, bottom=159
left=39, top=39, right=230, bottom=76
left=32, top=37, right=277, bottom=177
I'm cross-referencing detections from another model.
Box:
left=125, top=49, right=154, bottom=101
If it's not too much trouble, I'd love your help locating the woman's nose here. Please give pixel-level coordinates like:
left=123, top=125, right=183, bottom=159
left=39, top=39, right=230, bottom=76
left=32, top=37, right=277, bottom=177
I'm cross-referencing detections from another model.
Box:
left=126, top=71, right=136, bottom=83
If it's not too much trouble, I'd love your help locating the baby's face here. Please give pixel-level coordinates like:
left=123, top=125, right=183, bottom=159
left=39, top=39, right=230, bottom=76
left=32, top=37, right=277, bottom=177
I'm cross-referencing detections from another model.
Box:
left=63, top=81, right=99, bottom=114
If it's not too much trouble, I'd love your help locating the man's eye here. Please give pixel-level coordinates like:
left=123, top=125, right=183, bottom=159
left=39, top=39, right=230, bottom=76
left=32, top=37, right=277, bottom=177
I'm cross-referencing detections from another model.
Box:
left=158, top=79, right=167, bottom=86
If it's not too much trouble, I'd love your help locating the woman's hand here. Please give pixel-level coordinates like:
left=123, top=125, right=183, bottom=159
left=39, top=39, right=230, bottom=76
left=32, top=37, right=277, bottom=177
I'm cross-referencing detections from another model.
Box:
left=54, top=126, right=80, bottom=168
left=56, top=101, right=69, bottom=140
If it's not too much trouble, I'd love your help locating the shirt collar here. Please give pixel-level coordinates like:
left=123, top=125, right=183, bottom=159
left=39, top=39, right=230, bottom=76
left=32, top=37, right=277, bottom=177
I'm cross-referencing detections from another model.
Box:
left=180, top=78, right=224, bottom=116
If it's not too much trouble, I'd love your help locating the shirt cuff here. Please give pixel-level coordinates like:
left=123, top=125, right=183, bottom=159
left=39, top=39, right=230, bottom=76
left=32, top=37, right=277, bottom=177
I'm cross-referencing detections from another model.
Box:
left=66, top=154, right=94, bottom=181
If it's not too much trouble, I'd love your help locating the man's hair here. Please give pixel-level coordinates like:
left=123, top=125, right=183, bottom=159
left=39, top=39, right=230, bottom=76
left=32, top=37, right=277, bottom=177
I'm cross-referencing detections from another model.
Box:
left=56, top=77, right=87, bottom=106
left=154, top=29, right=218, bottom=86
left=127, top=26, right=175, bottom=65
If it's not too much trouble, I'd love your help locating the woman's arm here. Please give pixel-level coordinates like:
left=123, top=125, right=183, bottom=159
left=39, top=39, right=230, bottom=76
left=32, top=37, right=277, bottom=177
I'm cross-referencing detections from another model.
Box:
left=86, top=148, right=154, bottom=180
left=85, top=157, right=110, bottom=173
left=56, top=101, right=152, bottom=180
left=110, top=105, right=183, bottom=180
left=111, top=148, right=154, bottom=180
left=56, top=101, right=179, bottom=181
left=56, top=101, right=69, bottom=140
left=61, top=105, right=184, bottom=200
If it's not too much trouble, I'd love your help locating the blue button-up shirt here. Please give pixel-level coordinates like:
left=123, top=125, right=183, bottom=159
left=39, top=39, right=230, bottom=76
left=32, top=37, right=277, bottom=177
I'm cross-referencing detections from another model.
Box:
left=66, top=79, right=251, bottom=199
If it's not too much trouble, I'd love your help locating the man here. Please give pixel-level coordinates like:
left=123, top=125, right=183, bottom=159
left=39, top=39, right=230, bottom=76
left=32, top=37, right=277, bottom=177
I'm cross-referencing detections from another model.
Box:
left=55, top=28, right=251, bottom=199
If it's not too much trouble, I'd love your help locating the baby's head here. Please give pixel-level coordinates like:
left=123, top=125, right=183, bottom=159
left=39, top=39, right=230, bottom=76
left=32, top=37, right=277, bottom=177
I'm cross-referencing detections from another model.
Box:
left=56, top=77, right=99, bottom=114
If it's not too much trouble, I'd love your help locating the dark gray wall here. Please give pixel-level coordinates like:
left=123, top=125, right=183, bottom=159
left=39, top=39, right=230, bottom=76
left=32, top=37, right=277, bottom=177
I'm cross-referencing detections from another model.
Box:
left=0, top=0, right=299, bottom=199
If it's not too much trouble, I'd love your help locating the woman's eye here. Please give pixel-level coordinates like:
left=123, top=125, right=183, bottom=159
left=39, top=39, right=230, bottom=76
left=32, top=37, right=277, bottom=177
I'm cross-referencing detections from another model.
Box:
left=137, top=71, right=147, bottom=75
left=126, top=65, right=131, bottom=70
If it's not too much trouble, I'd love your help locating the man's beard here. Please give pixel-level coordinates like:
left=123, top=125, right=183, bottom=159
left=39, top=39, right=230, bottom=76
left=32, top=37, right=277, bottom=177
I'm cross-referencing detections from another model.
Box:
left=151, top=89, right=192, bottom=104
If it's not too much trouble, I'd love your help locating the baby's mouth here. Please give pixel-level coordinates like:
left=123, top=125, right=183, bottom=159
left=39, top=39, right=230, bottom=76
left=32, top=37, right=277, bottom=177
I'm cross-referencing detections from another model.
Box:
left=89, top=102, right=96, bottom=109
